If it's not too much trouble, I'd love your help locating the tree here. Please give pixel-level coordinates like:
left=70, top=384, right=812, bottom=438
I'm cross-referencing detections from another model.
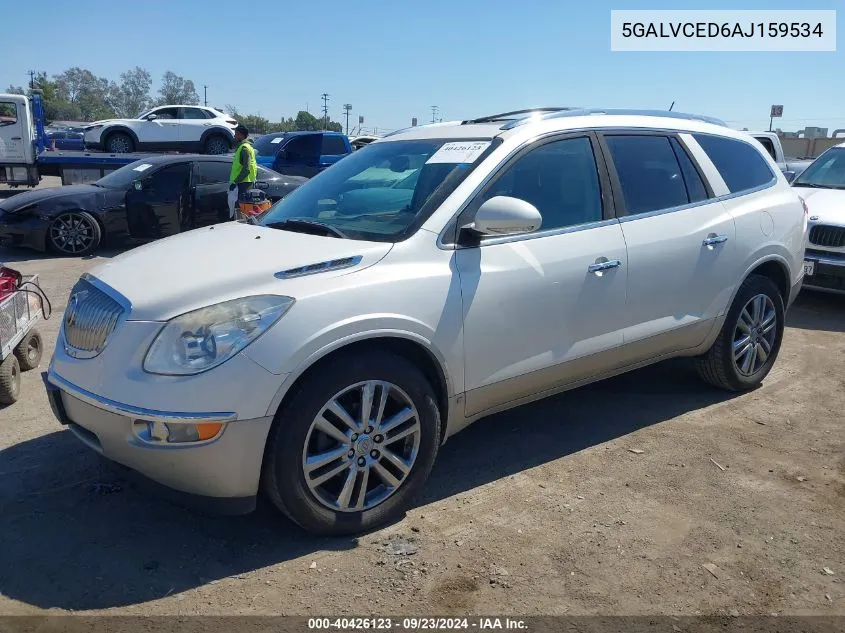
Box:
left=156, top=71, right=199, bottom=106
left=54, top=67, right=114, bottom=120
left=108, top=67, right=152, bottom=117
left=6, top=85, right=25, bottom=95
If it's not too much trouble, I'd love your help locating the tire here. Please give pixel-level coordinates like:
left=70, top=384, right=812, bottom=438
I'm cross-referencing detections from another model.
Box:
left=14, top=330, right=43, bottom=371
left=204, top=135, right=231, bottom=155
left=696, top=274, right=785, bottom=391
left=48, top=211, right=102, bottom=256
left=0, top=354, right=20, bottom=405
left=262, top=350, right=441, bottom=536
left=104, top=132, right=134, bottom=154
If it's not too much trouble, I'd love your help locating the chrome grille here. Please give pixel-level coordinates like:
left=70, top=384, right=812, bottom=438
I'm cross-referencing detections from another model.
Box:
left=62, top=278, right=124, bottom=357
left=809, top=225, right=845, bottom=249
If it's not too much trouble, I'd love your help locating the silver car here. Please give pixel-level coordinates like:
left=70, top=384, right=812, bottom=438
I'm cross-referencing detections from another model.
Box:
left=45, top=108, right=807, bottom=535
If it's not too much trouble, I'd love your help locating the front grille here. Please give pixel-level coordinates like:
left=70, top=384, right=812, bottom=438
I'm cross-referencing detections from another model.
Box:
left=62, top=278, right=124, bottom=357
left=809, top=225, right=845, bottom=248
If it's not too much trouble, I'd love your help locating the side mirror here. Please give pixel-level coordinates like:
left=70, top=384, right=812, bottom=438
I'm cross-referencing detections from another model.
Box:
left=783, top=170, right=797, bottom=184
left=147, top=114, right=158, bottom=121
left=469, top=196, right=543, bottom=237
left=276, top=149, right=288, bottom=161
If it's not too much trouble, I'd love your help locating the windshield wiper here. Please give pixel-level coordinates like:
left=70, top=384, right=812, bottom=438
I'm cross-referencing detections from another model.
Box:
left=264, top=218, right=348, bottom=239
left=793, top=182, right=828, bottom=188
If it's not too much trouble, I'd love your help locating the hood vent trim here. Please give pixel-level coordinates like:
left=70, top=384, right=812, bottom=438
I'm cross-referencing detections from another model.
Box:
left=275, top=255, right=363, bottom=279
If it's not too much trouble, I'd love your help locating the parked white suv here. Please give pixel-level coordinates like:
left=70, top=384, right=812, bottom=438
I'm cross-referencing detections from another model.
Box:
left=792, top=142, right=845, bottom=294
left=83, top=105, right=237, bottom=155
left=45, top=108, right=807, bottom=535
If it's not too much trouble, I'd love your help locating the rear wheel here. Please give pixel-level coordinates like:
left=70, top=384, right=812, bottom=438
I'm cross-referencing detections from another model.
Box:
left=262, top=351, right=441, bottom=536
left=14, top=330, right=43, bottom=371
left=0, top=355, right=20, bottom=405
left=204, top=135, right=231, bottom=155
left=105, top=132, right=134, bottom=153
left=696, top=275, right=784, bottom=391
left=48, top=211, right=102, bottom=256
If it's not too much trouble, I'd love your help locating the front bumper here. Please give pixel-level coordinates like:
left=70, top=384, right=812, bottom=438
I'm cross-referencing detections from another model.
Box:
left=0, top=215, right=50, bottom=252
left=43, top=369, right=274, bottom=513
left=802, top=250, right=845, bottom=294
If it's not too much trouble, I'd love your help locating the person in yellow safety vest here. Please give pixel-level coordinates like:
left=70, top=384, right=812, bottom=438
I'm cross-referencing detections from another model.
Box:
left=229, top=124, right=258, bottom=200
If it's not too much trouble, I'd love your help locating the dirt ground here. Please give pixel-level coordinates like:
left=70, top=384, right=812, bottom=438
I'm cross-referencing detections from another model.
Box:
left=0, top=244, right=843, bottom=617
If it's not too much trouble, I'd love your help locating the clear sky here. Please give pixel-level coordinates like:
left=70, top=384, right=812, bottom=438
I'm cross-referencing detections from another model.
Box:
left=3, top=0, right=842, bottom=134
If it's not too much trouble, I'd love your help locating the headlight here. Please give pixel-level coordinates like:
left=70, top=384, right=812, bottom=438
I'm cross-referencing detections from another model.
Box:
left=143, top=295, right=294, bottom=376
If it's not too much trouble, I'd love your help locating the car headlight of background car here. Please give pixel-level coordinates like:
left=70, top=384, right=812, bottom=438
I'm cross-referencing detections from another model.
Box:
left=143, top=295, right=294, bottom=376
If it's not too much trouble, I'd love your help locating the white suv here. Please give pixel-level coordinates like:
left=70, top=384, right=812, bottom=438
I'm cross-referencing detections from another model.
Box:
left=793, top=141, right=845, bottom=294
left=83, top=105, right=237, bottom=155
left=45, top=108, right=807, bottom=535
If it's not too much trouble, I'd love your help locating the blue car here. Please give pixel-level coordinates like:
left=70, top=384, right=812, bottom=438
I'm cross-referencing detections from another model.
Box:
left=46, top=131, right=85, bottom=151
left=253, top=131, right=352, bottom=177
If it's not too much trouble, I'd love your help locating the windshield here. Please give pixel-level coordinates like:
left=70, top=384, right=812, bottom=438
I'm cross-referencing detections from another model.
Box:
left=96, top=160, right=157, bottom=189
left=794, top=148, right=845, bottom=189
left=254, top=133, right=288, bottom=156
left=259, top=138, right=495, bottom=242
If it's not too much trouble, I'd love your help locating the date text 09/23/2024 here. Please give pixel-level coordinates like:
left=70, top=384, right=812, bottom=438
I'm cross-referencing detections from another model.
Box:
left=621, top=22, right=824, bottom=39
left=307, top=618, right=528, bottom=630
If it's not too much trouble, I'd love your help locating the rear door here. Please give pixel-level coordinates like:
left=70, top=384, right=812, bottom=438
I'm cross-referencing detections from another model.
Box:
left=599, top=131, right=738, bottom=352
left=0, top=99, right=27, bottom=163
left=192, top=160, right=232, bottom=226
left=319, top=134, right=349, bottom=170
left=179, top=107, right=213, bottom=145
left=125, top=162, right=192, bottom=239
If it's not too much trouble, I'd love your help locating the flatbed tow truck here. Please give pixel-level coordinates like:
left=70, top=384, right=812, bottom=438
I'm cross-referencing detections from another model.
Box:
left=1, top=91, right=172, bottom=189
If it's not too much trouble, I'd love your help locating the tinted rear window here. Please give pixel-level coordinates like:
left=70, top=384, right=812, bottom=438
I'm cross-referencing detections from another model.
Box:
left=693, top=134, right=775, bottom=193
left=321, top=135, right=347, bottom=155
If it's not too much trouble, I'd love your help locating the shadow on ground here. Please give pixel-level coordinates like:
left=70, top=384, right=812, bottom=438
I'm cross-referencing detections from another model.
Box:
left=0, top=290, right=841, bottom=611
left=0, top=358, right=737, bottom=611
left=0, top=246, right=125, bottom=264
left=787, top=290, right=845, bottom=333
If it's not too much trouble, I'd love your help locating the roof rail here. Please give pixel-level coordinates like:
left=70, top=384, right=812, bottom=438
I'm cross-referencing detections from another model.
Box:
left=462, top=107, right=579, bottom=125
left=501, top=108, right=728, bottom=130
left=382, top=120, right=462, bottom=138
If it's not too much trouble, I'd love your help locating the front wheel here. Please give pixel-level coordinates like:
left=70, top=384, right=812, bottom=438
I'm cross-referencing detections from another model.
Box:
left=696, top=275, right=785, bottom=391
left=48, top=211, right=102, bottom=256
left=104, top=132, right=134, bottom=154
left=262, top=350, right=441, bottom=536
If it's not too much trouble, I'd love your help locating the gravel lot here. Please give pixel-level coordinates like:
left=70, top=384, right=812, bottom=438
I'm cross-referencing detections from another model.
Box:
left=0, top=245, right=843, bottom=617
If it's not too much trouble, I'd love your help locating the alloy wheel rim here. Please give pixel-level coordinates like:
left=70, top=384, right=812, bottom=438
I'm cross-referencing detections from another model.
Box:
left=302, top=380, right=421, bottom=513
left=733, top=293, right=777, bottom=377
left=110, top=137, right=130, bottom=153
left=208, top=139, right=227, bottom=154
left=27, top=338, right=39, bottom=361
left=50, top=213, right=95, bottom=254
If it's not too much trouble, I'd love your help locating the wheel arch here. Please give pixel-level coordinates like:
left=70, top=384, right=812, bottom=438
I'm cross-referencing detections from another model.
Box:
left=265, top=333, right=453, bottom=447
left=200, top=127, right=235, bottom=147
left=738, top=254, right=792, bottom=306
left=101, top=125, right=140, bottom=148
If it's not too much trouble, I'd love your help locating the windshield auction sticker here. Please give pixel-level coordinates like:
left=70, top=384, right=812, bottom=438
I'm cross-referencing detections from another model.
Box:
left=610, top=10, right=836, bottom=51
left=426, top=141, right=491, bottom=165
left=132, top=163, right=153, bottom=172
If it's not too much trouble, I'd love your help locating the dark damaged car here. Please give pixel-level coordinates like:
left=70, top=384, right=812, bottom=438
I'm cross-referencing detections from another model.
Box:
left=0, top=155, right=305, bottom=256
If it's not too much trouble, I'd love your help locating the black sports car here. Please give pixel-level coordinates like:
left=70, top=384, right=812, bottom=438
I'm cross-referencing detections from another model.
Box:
left=0, top=155, right=305, bottom=256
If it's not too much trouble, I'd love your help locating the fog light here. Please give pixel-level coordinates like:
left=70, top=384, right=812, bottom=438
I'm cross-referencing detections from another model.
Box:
left=133, top=420, right=224, bottom=444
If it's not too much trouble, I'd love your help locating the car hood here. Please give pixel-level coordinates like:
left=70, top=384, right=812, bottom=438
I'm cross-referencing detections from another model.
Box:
left=796, top=188, right=845, bottom=225
left=88, top=221, right=393, bottom=321
left=0, top=184, right=101, bottom=213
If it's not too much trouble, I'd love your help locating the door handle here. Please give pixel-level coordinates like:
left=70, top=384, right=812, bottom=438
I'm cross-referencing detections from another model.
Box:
left=702, top=234, right=729, bottom=247
left=588, top=259, right=622, bottom=273
left=11, top=136, right=21, bottom=140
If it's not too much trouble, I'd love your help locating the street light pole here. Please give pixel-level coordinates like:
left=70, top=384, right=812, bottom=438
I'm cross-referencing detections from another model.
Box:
left=343, top=104, right=352, bottom=135
left=203, top=85, right=208, bottom=107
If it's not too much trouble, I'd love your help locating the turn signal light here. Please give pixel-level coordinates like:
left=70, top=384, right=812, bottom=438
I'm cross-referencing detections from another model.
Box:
left=133, top=420, right=224, bottom=444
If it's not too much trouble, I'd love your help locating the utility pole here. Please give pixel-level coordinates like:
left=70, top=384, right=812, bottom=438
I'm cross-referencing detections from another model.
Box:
left=203, top=85, right=208, bottom=107
left=28, top=70, right=36, bottom=90
left=321, top=93, right=330, bottom=130
left=343, top=104, right=352, bottom=135
left=431, top=105, right=439, bottom=123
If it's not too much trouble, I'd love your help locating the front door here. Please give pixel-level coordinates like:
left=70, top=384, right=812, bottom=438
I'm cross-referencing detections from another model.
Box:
left=277, top=135, right=321, bottom=177
left=0, top=99, right=26, bottom=164
left=125, top=162, right=192, bottom=239
left=139, top=107, right=181, bottom=145
left=599, top=132, right=739, bottom=350
left=456, top=134, right=629, bottom=417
